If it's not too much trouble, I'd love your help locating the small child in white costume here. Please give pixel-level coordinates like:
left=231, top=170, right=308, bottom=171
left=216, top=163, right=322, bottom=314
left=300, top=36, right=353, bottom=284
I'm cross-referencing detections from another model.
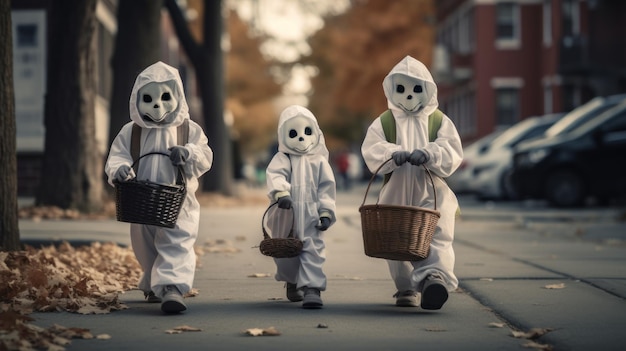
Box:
left=105, top=61, right=213, bottom=314
left=361, top=56, right=463, bottom=310
left=265, top=105, right=337, bottom=309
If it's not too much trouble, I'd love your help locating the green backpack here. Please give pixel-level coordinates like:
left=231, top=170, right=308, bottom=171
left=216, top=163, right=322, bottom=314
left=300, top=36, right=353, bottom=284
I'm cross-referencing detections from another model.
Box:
left=379, top=109, right=442, bottom=185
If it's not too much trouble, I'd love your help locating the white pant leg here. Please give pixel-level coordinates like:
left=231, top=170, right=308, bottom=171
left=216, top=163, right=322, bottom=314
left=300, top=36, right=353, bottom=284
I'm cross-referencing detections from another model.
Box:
left=386, top=260, right=416, bottom=292
left=297, top=231, right=326, bottom=290
left=274, top=256, right=300, bottom=284
left=150, top=224, right=197, bottom=297
left=130, top=224, right=158, bottom=293
left=409, top=204, right=458, bottom=292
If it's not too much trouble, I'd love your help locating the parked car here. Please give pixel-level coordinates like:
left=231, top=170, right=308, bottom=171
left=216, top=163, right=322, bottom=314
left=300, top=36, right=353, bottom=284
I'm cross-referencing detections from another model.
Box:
left=512, top=100, right=626, bottom=207
left=471, top=113, right=563, bottom=200
left=446, top=129, right=504, bottom=194
left=516, top=93, right=626, bottom=151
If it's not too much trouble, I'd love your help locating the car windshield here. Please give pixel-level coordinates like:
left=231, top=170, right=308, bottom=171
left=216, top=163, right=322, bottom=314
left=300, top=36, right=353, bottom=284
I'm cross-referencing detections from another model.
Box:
left=489, top=118, right=539, bottom=149
left=544, top=98, right=614, bottom=138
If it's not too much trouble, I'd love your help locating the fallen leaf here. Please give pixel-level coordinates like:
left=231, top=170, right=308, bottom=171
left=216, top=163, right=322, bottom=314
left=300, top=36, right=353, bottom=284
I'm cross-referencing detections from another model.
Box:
left=165, top=329, right=183, bottom=334
left=244, top=327, right=281, bottom=336
left=488, top=322, right=506, bottom=328
left=96, top=334, right=111, bottom=340
left=543, top=283, right=565, bottom=289
left=511, top=328, right=554, bottom=339
left=317, top=323, right=329, bottom=329
left=245, top=328, right=265, bottom=336
left=247, top=273, right=271, bottom=278
left=480, top=278, right=494, bottom=282
left=523, top=341, right=554, bottom=350
left=173, top=325, right=202, bottom=332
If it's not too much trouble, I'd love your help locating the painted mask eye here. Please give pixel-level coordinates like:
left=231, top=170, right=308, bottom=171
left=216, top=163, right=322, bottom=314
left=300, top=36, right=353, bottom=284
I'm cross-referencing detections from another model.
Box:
left=396, top=85, right=405, bottom=93
left=305, top=127, right=312, bottom=135
left=413, top=85, right=423, bottom=93
left=289, top=129, right=298, bottom=138
left=143, top=94, right=152, bottom=103
left=162, top=92, right=171, bottom=101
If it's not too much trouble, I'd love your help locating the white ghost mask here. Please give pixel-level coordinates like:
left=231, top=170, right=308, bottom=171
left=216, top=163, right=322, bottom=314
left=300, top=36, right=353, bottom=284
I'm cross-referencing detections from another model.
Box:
left=282, top=115, right=319, bottom=155
left=137, top=81, right=179, bottom=123
left=389, top=74, right=427, bottom=113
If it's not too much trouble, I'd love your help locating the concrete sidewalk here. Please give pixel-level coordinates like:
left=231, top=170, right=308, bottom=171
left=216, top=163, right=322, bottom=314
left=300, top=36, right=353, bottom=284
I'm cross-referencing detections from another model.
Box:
left=18, top=188, right=626, bottom=350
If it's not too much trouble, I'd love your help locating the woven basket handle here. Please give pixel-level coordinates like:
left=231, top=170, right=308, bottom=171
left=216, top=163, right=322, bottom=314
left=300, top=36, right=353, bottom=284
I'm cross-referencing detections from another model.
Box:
left=131, top=151, right=186, bottom=186
left=261, top=201, right=296, bottom=240
left=360, top=158, right=438, bottom=210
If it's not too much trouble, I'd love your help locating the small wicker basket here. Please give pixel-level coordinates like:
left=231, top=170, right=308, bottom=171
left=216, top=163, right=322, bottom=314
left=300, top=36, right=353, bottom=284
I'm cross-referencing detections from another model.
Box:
left=114, top=152, right=186, bottom=228
left=259, top=202, right=303, bottom=258
left=359, top=158, right=440, bottom=261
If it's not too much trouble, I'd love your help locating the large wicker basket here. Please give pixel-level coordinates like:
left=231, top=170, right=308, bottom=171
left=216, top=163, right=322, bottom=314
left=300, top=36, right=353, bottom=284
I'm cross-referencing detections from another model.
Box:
left=114, top=152, right=186, bottom=228
left=259, top=202, right=303, bottom=258
left=359, top=158, right=440, bottom=261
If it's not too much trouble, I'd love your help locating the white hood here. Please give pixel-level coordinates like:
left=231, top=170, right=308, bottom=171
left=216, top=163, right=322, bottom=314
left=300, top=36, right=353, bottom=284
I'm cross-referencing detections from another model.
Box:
left=276, top=105, right=329, bottom=159
left=382, top=55, right=438, bottom=118
left=129, top=61, right=189, bottom=129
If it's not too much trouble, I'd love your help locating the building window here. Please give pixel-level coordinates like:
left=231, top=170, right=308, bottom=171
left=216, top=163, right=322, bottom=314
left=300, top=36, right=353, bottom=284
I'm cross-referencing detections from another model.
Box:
left=495, top=2, right=520, bottom=49
left=562, top=0, right=580, bottom=37
left=495, top=88, right=519, bottom=126
left=544, top=85, right=553, bottom=114
left=543, top=0, right=552, bottom=46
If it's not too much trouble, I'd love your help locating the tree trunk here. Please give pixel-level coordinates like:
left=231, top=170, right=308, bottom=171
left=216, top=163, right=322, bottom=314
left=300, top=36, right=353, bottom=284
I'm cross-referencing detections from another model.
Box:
left=37, top=0, right=104, bottom=212
left=166, top=0, right=234, bottom=195
left=108, top=0, right=164, bottom=149
left=0, top=0, right=20, bottom=251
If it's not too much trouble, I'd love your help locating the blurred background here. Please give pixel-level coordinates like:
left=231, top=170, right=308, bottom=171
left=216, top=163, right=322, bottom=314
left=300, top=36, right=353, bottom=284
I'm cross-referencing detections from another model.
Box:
left=6, top=0, right=626, bottom=212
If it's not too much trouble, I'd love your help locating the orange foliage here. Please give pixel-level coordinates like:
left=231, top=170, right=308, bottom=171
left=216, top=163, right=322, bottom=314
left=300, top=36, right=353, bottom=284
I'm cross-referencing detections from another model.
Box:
left=304, top=0, right=436, bottom=149
left=226, top=10, right=282, bottom=158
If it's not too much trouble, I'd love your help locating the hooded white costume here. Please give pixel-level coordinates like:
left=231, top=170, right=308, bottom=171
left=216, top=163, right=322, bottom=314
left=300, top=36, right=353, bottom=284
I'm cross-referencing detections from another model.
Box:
left=105, top=61, right=213, bottom=300
left=361, top=56, right=463, bottom=299
left=266, top=105, right=336, bottom=292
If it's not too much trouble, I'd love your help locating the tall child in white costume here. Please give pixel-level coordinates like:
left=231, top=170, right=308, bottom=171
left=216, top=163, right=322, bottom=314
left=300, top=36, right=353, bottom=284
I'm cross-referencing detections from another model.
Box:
left=105, top=61, right=213, bottom=314
left=361, top=56, right=463, bottom=310
left=266, top=105, right=337, bottom=309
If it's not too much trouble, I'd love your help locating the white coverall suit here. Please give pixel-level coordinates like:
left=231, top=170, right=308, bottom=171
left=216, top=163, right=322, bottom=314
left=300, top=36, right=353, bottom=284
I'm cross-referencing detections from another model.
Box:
left=266, top=105, right=337, bottom=291
left=105, top=62, right=213, bottom=298
left=361, top=56, right=463, bottom=293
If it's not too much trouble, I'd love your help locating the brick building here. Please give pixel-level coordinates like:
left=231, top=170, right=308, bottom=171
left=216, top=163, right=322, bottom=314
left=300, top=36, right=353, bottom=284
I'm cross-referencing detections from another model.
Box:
left=432, top=0, right=626, bottom=143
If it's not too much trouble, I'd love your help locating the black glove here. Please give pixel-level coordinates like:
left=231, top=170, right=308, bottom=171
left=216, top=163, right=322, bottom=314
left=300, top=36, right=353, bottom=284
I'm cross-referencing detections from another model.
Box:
left=391, top=151, right=411, bottom=166
left=114, top=165, right=135, bottom=181
left=169, top=146, right=190, bottom=166
left=409, top=149, right=429, bottom=166
left=315, top=217, right=331, bottom=231
left=277, top=195, right=292, bottom=209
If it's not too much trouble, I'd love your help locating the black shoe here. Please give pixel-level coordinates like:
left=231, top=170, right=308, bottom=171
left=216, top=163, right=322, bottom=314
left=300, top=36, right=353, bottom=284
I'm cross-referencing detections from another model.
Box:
left=286, top=283, right=304, bottom=302
left=161, top=285, right=187, bottom=314
left=302, top=288, right=323, bottom=309
left=420, top=275, right=448, bottom=310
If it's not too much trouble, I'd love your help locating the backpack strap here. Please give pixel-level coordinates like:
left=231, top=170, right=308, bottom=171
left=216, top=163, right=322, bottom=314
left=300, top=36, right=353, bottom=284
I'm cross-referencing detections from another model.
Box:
left=131, top=124, right=142, bottom=174
left=130, top=119, right=190, bottom=173
left=380, top=109, right=443, bottom=185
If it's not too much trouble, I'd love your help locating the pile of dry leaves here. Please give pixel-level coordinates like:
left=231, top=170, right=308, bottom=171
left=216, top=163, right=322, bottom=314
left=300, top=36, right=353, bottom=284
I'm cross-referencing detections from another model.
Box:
left=0, top=241, right=142, bottom=350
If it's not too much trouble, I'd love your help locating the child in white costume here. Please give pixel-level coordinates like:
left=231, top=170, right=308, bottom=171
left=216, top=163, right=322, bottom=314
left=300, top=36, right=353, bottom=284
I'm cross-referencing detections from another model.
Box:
left=266, top=105, right=337, bottom=309
left=105, top=61, right=213, bottom=314
left=361, top=56, right=463, bottom=310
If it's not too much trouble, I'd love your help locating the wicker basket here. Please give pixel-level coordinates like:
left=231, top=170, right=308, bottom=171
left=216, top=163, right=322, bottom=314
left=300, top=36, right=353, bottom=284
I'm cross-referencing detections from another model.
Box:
left=114, top=152, right=186, bottom=228
left=359, top=158, right=440, bottom=261
left=259, top=202, right=303, bottom=258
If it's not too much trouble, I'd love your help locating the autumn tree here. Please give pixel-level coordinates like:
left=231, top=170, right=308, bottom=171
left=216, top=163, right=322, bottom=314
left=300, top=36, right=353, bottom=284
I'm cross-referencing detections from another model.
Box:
left=108, top=0, right=165, bottom=149
left=303, top=0, right=436, bottom=148
left=0, top=0, right=20, bottom=251
left=226, top=9, right=281, bottom=159
left=36, top=0, right=104, bottom=212
left=165, top=0, right=232, bottom=194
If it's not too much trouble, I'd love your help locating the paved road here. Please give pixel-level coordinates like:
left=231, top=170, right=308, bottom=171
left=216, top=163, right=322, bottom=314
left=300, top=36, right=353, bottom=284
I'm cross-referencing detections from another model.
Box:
left=18, top=184, right=626, bottom=350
